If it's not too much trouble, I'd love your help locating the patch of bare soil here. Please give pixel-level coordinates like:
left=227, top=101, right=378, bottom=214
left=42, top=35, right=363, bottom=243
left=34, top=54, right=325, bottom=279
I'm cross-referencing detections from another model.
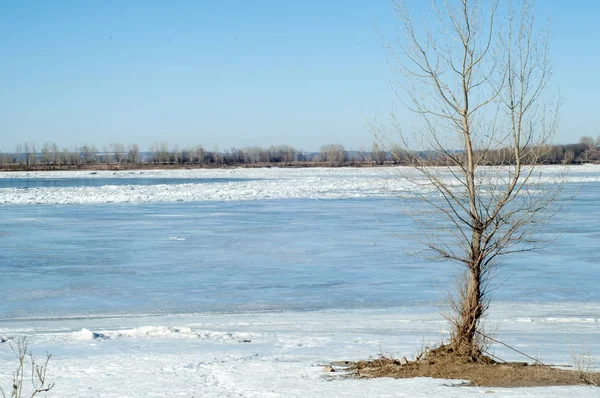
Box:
left=344, top=345, right=600, bottom=388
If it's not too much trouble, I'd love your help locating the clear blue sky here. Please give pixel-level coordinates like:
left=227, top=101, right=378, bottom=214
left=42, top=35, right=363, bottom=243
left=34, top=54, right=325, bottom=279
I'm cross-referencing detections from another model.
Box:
left=0, top=0, right=598, bottom=152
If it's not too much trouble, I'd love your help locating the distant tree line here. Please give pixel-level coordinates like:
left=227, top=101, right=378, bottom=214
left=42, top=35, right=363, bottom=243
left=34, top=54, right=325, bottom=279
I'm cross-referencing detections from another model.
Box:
left=0, top=136, right=599, bottom=170
left=483, top=136, right=600, bottom=165
left=0, top=141, right=350, bottom=169
left=414, top=137, right=600, bottom=167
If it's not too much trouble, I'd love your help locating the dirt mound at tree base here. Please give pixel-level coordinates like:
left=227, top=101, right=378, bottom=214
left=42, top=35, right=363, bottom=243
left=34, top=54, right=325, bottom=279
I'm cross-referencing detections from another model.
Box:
left=349, top=346, right=600, bottom=388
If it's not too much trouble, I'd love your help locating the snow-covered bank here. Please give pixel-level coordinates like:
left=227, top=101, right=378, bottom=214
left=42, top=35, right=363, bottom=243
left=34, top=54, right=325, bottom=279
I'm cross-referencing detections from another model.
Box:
left=1, top=304, right=598, bottom=397
left=0, top=165, right=598, bottom=204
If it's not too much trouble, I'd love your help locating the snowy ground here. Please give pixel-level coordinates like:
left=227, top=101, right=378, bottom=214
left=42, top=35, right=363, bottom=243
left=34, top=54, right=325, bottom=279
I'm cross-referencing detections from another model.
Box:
left=1, top=166, right=599, bottom=397
left=1, top=304, right=599, bottom=398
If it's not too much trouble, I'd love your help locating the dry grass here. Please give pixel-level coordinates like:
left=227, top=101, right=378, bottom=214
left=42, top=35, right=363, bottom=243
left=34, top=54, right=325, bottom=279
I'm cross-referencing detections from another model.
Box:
left=348, top=345, right=599, bottom=388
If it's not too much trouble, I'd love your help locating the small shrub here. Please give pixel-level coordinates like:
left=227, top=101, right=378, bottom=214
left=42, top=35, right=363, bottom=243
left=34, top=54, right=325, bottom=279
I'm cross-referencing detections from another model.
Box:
left=1, top=338, right=54, bottom=398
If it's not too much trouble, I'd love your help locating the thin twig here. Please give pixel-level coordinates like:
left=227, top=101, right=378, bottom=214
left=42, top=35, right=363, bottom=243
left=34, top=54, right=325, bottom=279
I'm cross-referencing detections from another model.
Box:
left=481, top=349, right=507, bottom=364
left=476, top=330, right=546, bottom=366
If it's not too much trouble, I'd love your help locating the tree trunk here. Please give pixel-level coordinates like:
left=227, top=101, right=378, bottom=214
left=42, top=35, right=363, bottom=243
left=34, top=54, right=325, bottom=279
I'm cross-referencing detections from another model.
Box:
left=454, top=261, right=483, bottom=359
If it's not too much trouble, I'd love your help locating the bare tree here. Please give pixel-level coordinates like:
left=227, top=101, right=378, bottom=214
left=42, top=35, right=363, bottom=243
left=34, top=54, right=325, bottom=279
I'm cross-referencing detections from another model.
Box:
left=371, top=142, right=385, bottom=165
left=14, top=144, right=24, bottom=166
left=212, top=147, right=222, bottom=165
left=100, top=145, right=112, bottom=164
left=268, top=145, right=296, bottom=163
left=110, top=143, right=125, bottom=164
left=240, top=146, right=257, bottom=164
left=150, top=142, right=159, bottom=164
left=372, top=0, right=562, bottom=359
left=80, top=144, right=98, bottom=165
left=127, top=143, right=140, bottom=164
left=195, top=145, right=206, bottom=165
left=159, top=142, right=169, bottom=164
left=319, top=144, right=346, bottom=166
left=579, top=136, right=595, bottom=149
left=170, top=145, right=183, bottom=165
left=64, top=146, right=81, bottom=166
left=150, top=141, right=169, bottom=164
left=23, top=142, right=37, bottom=167
left=348, top=147, right=363, bottom=166
left=61, top=148, right=71, bottom=166
left=578, top=136, right=599, bottom=162
left=388, top=144, right=408, bottom=164
left=40, top=142, right=51, bottom=166
left=0, top=339, right=54, bottom=398
left=181, top=146, right=194, bottom=164
left=51, top=142, right=60, bottom=166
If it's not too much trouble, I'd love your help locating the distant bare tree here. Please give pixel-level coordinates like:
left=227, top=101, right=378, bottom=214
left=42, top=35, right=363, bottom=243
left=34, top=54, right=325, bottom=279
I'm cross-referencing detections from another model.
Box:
left=14, top=144, right=24, bottom=166
left=80, top=144, right=98, bottom=164
left=280, top=145, right=297, bottom=163
left=562, top=149, right=575, bottom=164
left=40, top=142, right=52, bottom=166
left=110, top=143, right=125, bottom=163
left=23, top=142, right=37, bottom=167
left=127, top=143, right=140, bottom=164
left=388, top=144, right=408, bottom=164
left=371, top=142, right=385, bottom=165
left=212, top=147, right=222, bottom=165
left=62, top=147, right=81, bottom=166
left=61, top=148, right=70, bottom=166
left=372, top=0, right=562, bottom=359
left=150, top=141, right=169, bottom=164
left=51, top=142, right=60, bottom=165
left=24, top=142, right=31, bottom=166
left=224, top=147, right=240, bottom=164
left=320, top=144, right=346, bottom=166
left=241, top=147, right=255, bottom=164
left=100, top=145, right=111, bottom=164
left=239, top=147, right=260, bottom=164
left=580, top=136, right=595, bottom=150
left=268, top=145, right=296, bottom=163
left=150, top=142, right=159, bottom=164
left=181, top=146, right=194, bottom=164
left=159, top=142, right=169, bottom=164
left=577, top=136, right=600, bottom=162
left=170, top=145, right=183, bottom=165
left=195, top=145, right=206, bottom=165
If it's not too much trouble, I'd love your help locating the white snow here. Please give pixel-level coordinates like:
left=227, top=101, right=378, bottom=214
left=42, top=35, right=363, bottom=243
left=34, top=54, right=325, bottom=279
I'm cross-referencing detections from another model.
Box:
left=0, top=165, right=596, bottom=205
left=1, top=304, right=599, bottom=397
left=69, top=326, right=250, bottom=341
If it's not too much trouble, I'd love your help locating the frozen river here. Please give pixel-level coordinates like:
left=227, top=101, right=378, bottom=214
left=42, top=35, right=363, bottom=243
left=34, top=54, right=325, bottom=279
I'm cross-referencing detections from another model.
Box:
left=0, top=166, right=599, bottom=397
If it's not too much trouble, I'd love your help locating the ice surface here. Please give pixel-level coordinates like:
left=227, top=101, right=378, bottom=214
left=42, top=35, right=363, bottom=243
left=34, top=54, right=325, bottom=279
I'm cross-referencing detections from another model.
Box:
left=2, top=192, right=598, bottom=319
left=0, top=166, right=599, bottom=397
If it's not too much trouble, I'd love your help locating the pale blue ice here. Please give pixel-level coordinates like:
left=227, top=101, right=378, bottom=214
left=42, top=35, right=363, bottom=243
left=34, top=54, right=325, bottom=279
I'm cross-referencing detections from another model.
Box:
left=0, top=174, right=598, bottom=320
